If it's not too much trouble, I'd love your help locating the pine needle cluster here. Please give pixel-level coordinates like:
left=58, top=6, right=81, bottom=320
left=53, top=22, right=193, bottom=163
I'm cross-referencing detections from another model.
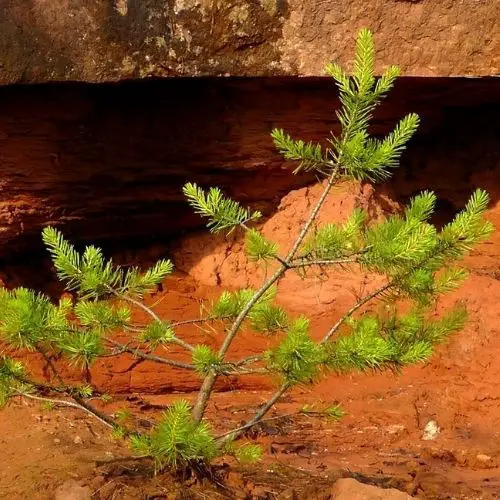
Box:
left=0, top=29, right=492, bottom=472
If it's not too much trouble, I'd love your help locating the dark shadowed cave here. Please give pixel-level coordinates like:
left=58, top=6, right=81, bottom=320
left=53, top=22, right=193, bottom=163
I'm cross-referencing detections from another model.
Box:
left=0, top=76, right=498, bottom=291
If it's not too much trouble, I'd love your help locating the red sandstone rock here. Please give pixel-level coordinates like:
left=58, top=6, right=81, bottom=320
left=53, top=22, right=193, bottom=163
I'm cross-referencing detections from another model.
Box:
left=0, top=77, right=497, bottom=261
left=0, top=1, right=497, bottom=84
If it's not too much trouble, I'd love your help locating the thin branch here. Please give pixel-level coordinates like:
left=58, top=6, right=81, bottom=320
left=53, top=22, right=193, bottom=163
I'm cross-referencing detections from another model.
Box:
left=221, top=367, right=269, bottom=376
left=35, top=348, right=111, bottom=429
left=215, top=408, right=336, bottom=440
left=37, top=346, right=66, bottom=386
left=288, top=257, right=358, bottom=269
left=320, top=282, right=392, bottom=344
left=218, top=355, right=265, bottom=375
left=218, top=382, right=291, bottom=444
left=231, top=355, right=263, bottom=367
left=170, top=316, right=231, bottom=328
left=239, top=222, right=290, bottom=269
left=318, top=240, right=462, bottom=345
left=104, top=338, right=195, bottom=370
left=274, top=255, right=291, bottom=268
left=105, top=337, right=261, bottom=376
left=16, top=391, right=115, bottom=429
left=216, top=411, right=297, bottom=440
left=124, top=316, right=229, bottom=335
left=10, top=370, right=120, bottom=430
left=113, top=291, right=194, bottom=352
left=13, top=375, right=67, bottom=395
left=191, top=267, right=285, bottom=422
left=285, top=172, right=339, bottom=261
left=117, top=291, right=163, bottom=322
left=218, top=269, right=284, bottom=359
left=72, top=394, right=123, bottom=430
left=123, top=325, right=145, bottom=333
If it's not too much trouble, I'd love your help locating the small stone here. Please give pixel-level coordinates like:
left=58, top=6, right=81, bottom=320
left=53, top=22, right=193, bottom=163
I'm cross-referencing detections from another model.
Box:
left=406, top=460, right=420, bottom=471
left=331, top=478, right=412, bottom=499
left=385, top=424, right=406, bottom=435
left=414, top=471, right=465, bottom=497
left=73, top=435, right=83, bottom=445
left=422, top=420, right=440, bottom=441
left=423, top=447, right=456, bottom=463
left=54, top=438, right=61, bottom=444
left=278, top=488, right=298, bottom=499
left=90, top=476, right=106, bottom=490
left=54, top=479, right=91, bottom=500
left=472, top=453, right=496, bottom=469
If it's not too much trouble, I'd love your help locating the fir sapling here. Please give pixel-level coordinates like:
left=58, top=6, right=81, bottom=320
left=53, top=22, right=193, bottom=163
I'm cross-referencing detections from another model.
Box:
left=0, top=29, right=492, bottom=471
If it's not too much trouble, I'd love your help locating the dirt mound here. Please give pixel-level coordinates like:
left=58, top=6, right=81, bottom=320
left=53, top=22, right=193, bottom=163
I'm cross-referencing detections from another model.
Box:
left=174, top=180, right=395, bottom=298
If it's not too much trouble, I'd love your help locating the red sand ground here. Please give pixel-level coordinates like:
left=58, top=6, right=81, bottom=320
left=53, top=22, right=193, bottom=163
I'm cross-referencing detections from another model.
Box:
left=1, top=181, right=500, bottom=498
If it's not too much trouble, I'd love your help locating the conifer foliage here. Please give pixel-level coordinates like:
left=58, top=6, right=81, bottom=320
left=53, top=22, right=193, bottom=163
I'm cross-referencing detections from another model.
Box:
left=0, top=29, right=492, bottom=471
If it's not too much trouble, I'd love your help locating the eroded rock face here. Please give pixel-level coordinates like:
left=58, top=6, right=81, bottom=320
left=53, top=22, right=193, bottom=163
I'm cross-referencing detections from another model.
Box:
left=0, top=0, right=498, bottom=85
left=0, top=76, right=499, bottom=395
left=0, top=78, right=317, bottom=259
left=0, top=77, right=497, bottom=261
left=4, top=82, right=500, bottom=395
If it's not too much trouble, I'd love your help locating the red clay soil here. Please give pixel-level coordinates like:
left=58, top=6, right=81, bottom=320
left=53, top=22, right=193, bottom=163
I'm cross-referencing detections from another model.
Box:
left=1, top=180, right=500, bottom=498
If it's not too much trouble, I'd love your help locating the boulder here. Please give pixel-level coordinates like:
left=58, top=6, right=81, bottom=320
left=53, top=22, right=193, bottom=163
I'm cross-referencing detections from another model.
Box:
left=0, top=0, right=498, bottom=85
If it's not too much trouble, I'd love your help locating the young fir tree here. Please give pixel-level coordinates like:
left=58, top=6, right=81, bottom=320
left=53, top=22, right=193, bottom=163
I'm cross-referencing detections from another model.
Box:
left=0, top=29, right=492, bottom=472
